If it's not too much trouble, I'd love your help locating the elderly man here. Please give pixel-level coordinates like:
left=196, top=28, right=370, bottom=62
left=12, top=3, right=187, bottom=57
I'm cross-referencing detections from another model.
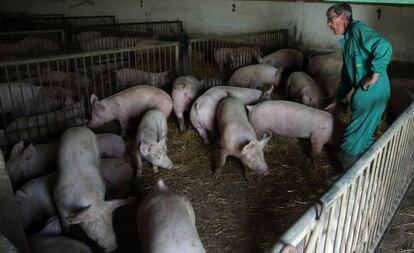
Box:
left=325, top=3, right=392, bottom=169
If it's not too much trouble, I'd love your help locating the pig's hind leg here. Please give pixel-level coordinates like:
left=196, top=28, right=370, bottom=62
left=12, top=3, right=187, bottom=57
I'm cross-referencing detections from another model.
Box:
left=213, top=149, right=228, bottom=178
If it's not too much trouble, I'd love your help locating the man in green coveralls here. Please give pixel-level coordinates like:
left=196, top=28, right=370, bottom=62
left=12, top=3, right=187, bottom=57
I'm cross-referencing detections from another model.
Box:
left=325, top=3, right=392, bottom=169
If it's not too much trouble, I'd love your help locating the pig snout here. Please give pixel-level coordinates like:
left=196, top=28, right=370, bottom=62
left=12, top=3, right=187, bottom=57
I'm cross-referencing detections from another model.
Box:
left=160, top=156, right=174, bottom=170
left=87, top=118, right=99, bottom=128
left=256, top=166, right=270, bottom=176
left=166, top=161, right=174, bottom=170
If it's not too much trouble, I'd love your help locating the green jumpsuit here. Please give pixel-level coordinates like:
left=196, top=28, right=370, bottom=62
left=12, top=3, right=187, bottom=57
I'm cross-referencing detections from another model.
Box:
left=337, top=20, right=392, bottom=156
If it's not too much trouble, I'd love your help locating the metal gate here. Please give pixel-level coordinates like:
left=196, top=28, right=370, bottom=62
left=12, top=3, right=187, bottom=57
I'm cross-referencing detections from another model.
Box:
left=0, top=42, right=179, bottom=149
left=267, top=103, right=414, bottom=253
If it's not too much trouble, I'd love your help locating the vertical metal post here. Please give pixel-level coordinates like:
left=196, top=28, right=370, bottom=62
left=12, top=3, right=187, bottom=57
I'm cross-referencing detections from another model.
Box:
left=179, top=30, right=189, bottom=76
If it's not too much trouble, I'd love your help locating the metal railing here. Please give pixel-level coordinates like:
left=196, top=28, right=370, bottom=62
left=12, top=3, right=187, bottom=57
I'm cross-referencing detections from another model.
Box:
left=0, top=30, right=66, bottom=60
left=267, top=102, right=414, bottom=253
left=187, top=29, right=288, bottom=87
left=2, top=15, right=116, bottom=32
left=0, top=42, right=179, bottom=149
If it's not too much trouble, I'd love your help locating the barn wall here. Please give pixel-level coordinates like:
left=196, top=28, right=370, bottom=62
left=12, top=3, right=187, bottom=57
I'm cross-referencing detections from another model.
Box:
left=0, top=0, right=413, bottom=62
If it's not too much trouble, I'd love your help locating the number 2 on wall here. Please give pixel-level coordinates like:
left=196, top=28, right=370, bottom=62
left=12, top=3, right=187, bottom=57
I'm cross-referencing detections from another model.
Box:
left=139, top=0, right=143, bottom=7
left=232, top=4, right=236, bottom=12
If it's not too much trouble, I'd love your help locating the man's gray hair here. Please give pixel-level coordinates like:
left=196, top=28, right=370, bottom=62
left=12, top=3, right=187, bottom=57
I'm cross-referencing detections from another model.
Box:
left=327, top=3, right=353, bottom=22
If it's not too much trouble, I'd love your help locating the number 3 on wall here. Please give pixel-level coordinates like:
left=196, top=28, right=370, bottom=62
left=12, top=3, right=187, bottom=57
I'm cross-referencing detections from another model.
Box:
left=139, top=0, right=143, bottom=7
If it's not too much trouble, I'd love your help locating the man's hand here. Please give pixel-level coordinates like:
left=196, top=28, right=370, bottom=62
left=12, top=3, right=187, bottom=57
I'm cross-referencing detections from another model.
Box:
left=361, top=72, right=380, bottom=90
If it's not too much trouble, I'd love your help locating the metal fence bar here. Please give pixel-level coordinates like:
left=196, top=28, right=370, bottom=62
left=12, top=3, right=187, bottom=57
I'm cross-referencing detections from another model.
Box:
left=2, top=15, right=116, bottom=32
left=267, top=102, right=414, bottom=253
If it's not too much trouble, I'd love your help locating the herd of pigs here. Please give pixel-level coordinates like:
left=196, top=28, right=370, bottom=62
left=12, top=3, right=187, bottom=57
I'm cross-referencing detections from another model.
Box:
left=2, top=46, right=414, bottom=253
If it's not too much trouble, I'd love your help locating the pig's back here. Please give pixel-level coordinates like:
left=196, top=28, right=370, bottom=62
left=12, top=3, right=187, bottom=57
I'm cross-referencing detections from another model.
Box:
left=217, top=97, right=256, bottom=141
left=137, top=109, right=167, bottom=143
left=15, top=173, right=57, bottom=230
left=224, top=86, right=262, bottom=104
left=138, top=191, right=205, bottom=253
left=249, top=100, right=333, bottom=138
left=112, top=85, right=172, bottom=117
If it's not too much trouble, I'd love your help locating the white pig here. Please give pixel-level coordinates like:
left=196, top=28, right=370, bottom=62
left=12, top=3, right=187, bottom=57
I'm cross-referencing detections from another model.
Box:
left=257, top=48, right=303, bottom=74
left=100, top=158, right=133, bottom=199
left=28, top=235, right=92, bottom=253
left=190, top=85, right=273, bottom=144
left=215, top=96, right=271, bottom=177
left=7, top=133, right=126, bottom=186
left=171, top=76, right=205, bottom=132
left=135, top=109, right=173, bottom=178
left=15, top=173, right=57, bottom=234
left=16, top=159, right=133, bottom=236
left=307, top=52, right=342, bottom=76
left=228, top=64, right=283, bottom=89
left=115, top=68, right=170, bottom=88
left=88, top=85, right=173, bottom=136
left=246, top=100, right=346, bottom=167
left=137, top=179, right=206, bottom=253
left=54, top=127, right=132, bottom=252
left=285, top=71, right=326, bottom=109
left=7, top=142, right=59, bottom=187
left=312, top=71, right=340, bottom=99
left=97, top=133, right=125, bottom=158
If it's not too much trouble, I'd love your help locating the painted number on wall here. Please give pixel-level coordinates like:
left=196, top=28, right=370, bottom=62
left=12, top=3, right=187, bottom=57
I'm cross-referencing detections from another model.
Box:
left=232, top=4, right=236, bottom=12
left=139, top=0, right=143, bottom=7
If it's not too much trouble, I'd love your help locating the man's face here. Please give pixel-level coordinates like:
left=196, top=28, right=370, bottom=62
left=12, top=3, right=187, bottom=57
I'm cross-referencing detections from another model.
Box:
left=326, top=11, right=347, bottom=35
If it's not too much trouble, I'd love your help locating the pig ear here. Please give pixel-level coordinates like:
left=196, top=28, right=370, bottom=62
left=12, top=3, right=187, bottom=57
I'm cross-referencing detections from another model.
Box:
left=23, top=143, right=36, bottom=161
left=303, top=95, right=312, bottom=105
left=277, top=67, right=284, bottom=75
left=246, top=105, right=253, bottom=114
left=157, top=137, right=166, bottom=147
left=280, top=245, right=298, bottom=253
left=105, top=196, right=134, bottom=212
left=70, top=206, right=93, bottom=224
left=241, top=141, right=257, bottom=155
left=38, top=216, right=62, bottom=236
left=10, top=141, right=25, bottom=158
left=90, top=94, right=99, bottom=106
left=259, top=132, right=272, bottom=147
left=140, top=142, right=151, bottom=156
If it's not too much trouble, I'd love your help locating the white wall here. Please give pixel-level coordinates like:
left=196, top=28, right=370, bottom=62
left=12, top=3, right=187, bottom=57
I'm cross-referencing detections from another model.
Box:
left=1, top=0, right=413, bottom=61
